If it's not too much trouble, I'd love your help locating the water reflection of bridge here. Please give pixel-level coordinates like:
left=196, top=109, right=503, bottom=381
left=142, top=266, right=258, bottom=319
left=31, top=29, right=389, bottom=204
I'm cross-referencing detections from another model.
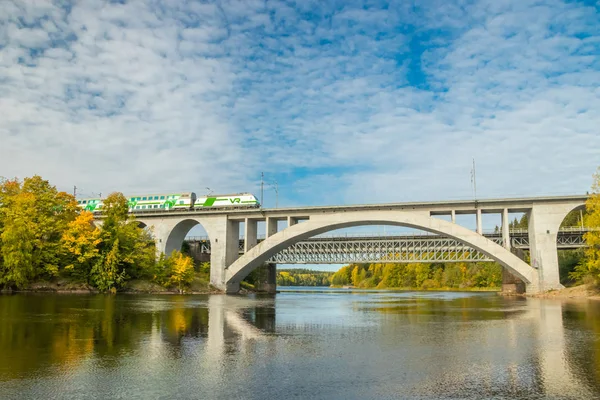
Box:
left=0, top=293, right=596, bottom=397
left=186, top=228, right=588, bottom=264
left=198, top=294, right=596, bottom=398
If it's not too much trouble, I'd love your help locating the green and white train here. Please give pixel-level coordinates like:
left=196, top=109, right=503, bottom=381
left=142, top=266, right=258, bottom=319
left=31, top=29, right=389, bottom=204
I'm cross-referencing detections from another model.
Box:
left=77, top=192, right=260, bottom=213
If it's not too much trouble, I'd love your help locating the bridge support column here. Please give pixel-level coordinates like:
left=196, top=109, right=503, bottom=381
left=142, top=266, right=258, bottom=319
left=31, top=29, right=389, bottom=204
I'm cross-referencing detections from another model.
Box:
left=287, top=216, right=297, bottom=227
left=254, top=264, right=277, bottom=294
left=476, top=209, right=483, bottom=234
left=244, top=218, right=257, bottom=252
left=502, top=269, right=526, bottom=294
left=502, top=208, right=510, bottom=250
left=266, top=217, right=277, bottom=238
left=528, top=204, right=575, bottom=292
left=201, top=216, right=241, bottom=293
left=451, top=210, right=456, bottom=223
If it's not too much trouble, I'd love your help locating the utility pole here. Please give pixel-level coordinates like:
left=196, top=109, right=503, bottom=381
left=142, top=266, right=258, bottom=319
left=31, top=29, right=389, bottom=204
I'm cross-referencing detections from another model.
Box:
left=260, top=172, right=264, bottom=208
left=470, top=158, right=477, bottom=200
left=73, top=185, right=77, bottom=197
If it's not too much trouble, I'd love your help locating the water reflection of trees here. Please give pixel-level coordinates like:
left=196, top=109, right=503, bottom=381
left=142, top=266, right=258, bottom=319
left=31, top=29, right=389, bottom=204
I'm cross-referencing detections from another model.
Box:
left=562, top=301, right=600, bottom=393
left=0, top=294, right=274, bottom=381
left=359, top=295, right=530, bottom=322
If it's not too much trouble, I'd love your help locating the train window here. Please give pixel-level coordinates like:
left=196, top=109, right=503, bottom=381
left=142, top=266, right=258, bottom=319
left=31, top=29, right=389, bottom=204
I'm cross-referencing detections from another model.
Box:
left=160, top=196, right=165, bottom=200
left=82, top=200, right=87, bottom=204
left=154, top=196, right=158, bottom=200
left=179, top=201, right=184, bottom=204
left=135, top=206, right=140, bottom=209
left=142, top=197, right=147, bottom=201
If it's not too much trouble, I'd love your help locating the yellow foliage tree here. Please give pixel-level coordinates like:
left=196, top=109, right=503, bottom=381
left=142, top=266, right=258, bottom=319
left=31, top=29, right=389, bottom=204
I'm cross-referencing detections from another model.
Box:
left=61, top=211, right=102, bottom=283
left=351, top=265, right=361, bottom=287
left=0, top=176, right=78, bottom=288
left=572, top=168, right=600, bottom=283
left=168, top=251, right=195, bottom=293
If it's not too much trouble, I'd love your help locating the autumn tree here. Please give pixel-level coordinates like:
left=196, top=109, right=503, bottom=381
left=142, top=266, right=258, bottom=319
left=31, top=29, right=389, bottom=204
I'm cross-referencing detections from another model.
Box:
left=572, top=168, right=600, bottom=283
left=168, top=251, right=195, bottom=293
left=61, top=211, right=102, bottom=284
left=91, top=192, right=155, bottom=291
left=0, top=176, right=77, bottom=288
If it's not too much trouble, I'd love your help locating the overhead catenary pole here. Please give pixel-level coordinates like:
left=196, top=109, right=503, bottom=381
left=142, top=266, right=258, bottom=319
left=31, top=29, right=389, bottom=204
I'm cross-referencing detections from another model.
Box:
left=271, top=180, right=279, bottom=208
left=73, top=185, right=77, bottom=197
left=260, top=172, right=264, bottom=208
left=471, top=158, right=477, bottom=201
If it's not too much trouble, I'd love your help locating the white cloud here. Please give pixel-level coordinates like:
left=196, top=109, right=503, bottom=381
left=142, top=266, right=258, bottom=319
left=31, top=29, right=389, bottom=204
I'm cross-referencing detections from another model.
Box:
left=0, top=0, right=598, bottom=207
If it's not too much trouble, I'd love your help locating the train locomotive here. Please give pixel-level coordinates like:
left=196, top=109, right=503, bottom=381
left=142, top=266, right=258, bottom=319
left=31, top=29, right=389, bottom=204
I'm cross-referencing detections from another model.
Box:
left=77, top=192, right=260, bottom=213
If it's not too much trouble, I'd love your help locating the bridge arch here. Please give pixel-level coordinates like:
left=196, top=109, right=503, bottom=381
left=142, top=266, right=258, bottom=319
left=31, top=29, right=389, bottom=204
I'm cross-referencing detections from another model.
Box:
left=225, top=211, right=537, bottom=292
left=164, top=218, right=206, bottom=255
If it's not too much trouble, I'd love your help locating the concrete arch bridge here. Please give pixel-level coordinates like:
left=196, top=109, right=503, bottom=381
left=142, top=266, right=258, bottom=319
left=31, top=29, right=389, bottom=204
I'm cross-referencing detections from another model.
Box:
left=95, top=195, right=587, bottom=295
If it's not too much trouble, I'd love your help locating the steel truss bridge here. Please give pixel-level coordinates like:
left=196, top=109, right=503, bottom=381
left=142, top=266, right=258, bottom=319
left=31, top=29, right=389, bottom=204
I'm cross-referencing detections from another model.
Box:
left=185, top=228, right=589, bottom=264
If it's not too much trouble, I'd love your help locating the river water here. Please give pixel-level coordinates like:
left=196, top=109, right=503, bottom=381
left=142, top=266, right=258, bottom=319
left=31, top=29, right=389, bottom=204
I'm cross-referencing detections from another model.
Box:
left=0, top=288, right=599, bottom=399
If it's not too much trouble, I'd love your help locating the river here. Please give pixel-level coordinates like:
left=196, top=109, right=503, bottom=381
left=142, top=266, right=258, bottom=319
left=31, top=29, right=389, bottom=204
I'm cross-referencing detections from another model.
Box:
left=0, top=288, right=599, bottom=399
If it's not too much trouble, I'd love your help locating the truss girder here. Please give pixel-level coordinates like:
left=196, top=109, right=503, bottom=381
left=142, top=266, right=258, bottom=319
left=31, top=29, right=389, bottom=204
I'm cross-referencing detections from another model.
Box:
left=185, top=230, right=587, bottom=264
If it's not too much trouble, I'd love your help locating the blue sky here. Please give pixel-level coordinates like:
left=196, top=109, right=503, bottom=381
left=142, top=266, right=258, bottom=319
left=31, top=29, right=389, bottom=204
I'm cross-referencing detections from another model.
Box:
left=1, top=0, right=599, bottom=210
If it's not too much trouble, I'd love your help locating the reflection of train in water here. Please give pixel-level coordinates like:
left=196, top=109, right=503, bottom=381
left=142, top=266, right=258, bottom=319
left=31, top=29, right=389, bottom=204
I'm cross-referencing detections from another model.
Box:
left=77, top=192, right=260, bottom=213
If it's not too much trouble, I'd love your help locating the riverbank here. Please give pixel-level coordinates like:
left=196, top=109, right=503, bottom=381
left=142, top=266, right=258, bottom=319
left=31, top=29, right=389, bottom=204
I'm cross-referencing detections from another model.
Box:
left=1, top=277, right=222, bottom=295
left=328, top=285, right=500, bottom=292
left=528, top=284, right=600, bottom=300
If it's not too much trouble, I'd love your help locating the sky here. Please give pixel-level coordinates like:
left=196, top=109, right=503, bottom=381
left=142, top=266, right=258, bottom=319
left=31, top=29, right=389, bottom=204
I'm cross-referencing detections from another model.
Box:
left=1, top=0, right=599, bottom=210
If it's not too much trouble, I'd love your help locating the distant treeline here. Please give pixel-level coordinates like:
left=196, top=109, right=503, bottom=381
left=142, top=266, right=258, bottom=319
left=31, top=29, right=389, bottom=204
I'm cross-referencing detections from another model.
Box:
left=330, top=262, right=502, bottom=290
left=277, top=269, right=333, bottom=286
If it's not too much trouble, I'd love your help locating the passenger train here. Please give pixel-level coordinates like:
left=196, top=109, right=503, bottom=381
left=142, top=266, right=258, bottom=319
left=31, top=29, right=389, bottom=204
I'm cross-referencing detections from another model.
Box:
left=77, top=192, right=260, bottom=213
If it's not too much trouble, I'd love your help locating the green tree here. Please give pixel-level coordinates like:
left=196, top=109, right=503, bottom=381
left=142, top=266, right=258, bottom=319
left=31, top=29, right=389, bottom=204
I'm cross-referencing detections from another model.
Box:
left=91, top=239, right=127, bottom=292
left=91, top=192, right=155, bottom=291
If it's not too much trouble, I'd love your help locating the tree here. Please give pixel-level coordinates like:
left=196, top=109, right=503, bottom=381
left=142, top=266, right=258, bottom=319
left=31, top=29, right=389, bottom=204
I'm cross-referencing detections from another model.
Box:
left=572, top=168, right=600, bottom=283
left=62, top=211, right=102, bottom=283
left=168, top=251, right=195, bottom=293
left=0, top=176, right=77, bottom=288
left=93, top=192, right=155, bottom=290
left=91, top=239, right=127, bottom=292
left=351, top=265, right=361, bottom=287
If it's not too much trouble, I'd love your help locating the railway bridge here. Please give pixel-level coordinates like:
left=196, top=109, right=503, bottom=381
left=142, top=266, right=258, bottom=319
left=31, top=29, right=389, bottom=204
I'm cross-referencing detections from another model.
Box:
left=185, top=227, right=588, bottom=264
left=95, top=195, right=588, bottom=294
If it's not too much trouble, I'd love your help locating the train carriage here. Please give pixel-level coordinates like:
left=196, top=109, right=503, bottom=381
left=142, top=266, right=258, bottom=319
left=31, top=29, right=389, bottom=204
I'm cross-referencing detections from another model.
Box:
left=77, top=198, right=103, bottom=212
left=77, top=191, right=259, bottom=213
left=194, top=193, right=259, bottom=209
left=127, top=192, right=197, bottom=211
